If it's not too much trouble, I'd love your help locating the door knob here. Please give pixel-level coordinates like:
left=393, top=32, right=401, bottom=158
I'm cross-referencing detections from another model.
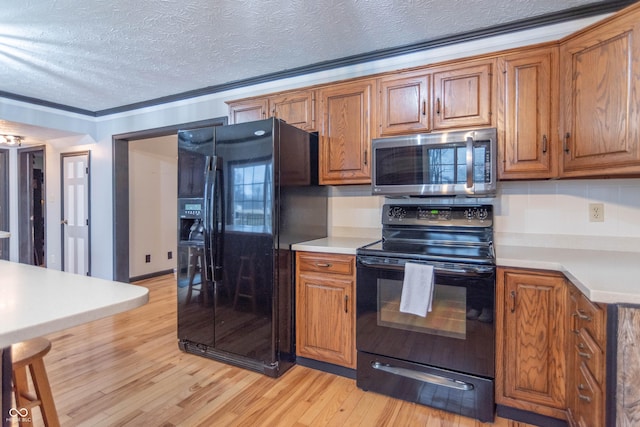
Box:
left=61, top=219, right=68, bottom=225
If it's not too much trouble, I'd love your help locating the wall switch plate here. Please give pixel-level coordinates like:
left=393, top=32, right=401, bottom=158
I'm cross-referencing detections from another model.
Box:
left=589, top=203, right=604, bottom=222
left=145, top=254, right=151, bottom=263
left=167, top=251, right=173, bottom=260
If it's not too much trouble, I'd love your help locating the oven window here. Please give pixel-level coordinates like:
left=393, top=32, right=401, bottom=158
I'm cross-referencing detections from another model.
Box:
left=377, top=278, right=466, bottom=340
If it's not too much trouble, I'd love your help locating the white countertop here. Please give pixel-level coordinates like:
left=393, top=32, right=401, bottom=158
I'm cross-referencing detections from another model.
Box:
left=291, top=236, right=640, bottom=305
left=0, top=261, right=149, bottom=347
left=0, top=232, right=9, bottom=239
left=496, top=245, right=640, bottom=305
left=292, top=236, right=379, bottom=255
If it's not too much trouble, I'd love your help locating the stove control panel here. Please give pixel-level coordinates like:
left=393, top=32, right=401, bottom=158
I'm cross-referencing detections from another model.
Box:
left=383, top=204, right=492, bottom=227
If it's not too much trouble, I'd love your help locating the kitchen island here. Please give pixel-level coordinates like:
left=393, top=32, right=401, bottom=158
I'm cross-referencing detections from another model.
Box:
left=0, top=261, right=149, bottom=427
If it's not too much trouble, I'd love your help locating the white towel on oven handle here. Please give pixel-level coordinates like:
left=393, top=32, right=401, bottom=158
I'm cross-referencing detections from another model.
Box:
left=399, top=262, right=434, bottom=317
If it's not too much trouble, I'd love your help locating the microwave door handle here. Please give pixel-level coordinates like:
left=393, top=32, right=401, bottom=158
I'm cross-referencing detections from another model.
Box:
left=466, top=136, right=474, bottom=190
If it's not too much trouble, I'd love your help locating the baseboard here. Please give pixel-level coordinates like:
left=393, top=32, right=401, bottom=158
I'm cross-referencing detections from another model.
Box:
left=130, top=269, right=174, bottom=283
left=496, top=404, right=567, bottom=427
left=296, top=356, right=356, bottom=379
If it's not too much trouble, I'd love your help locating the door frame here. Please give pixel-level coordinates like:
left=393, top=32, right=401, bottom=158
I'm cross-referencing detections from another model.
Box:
left=112, top=116, right=227, bottom=282
left=17, top=145, right=46, bottom=265
left=60, top=150, right=91, bottom=274
left=0, top=148, right=9, bottom=260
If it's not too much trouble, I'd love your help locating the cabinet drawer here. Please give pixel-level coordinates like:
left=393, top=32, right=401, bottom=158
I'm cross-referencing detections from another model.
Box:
left=297, top=253, right=355, bottom=276
left=575, top=294, right=606, bottom=346
left=575, top=329, right=604, bottom=384
left=574, top=363, right=603, bottom=427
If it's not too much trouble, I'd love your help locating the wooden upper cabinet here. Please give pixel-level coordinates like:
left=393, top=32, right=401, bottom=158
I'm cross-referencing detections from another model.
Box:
left=376, top=72, right=430, bottom=137
left=496, top=268, right=568, bottom=420
left=497, top=46, right=559, bottom=179
left=228, top=98, right=268, bottom=124
left=560, top=5, right=640, bottom=177
left=269, top=90, right=316, bottom=131
left=431, top=60, right=494, bottom=130
left=227, top=90, right=316, bottom=131
left=317, top=79, right=374, bottom=185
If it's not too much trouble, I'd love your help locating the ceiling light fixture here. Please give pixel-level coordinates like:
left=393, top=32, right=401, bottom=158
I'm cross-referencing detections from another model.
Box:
left=0, top=135, right=23, bottom=146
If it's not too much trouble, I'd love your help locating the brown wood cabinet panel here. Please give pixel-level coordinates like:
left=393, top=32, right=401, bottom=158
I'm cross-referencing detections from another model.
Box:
left=270, top=90, right=315, bottom=131
left=228, top=98, right=268, bottom=124
left=431, top=61, right=494, bottom=130
left=496, top=268, right=567, bottom=419
left=318, top=80, right=373, bottom=184
left=560, top=6, right=640, bottom=176
left=498, top=46, right=558, bottom=179
left=376, top=73, right=430, bottom=137
left=295, top=252, right=356, bottom=369
left=297, top=252, right=355, bottom=276
left=567, top=283, right=607, bottom=427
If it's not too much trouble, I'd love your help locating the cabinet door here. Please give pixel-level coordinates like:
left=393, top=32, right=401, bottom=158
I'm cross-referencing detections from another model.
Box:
left=296, top=272, right=355, bottom=368
left=432, top=61, right=494, bottom=130
left=228, top=98, right=268, bottom=124
left=498, top=47, right=558, bottom=179
left=377, top=73, right=430, bottom=137
left=496, top=269, right=567, bottom=418
left=317, top=79, right=373, bottom=185
left=560, top=9, right=640, bottom=176
left=270, top=90, right=316, bottom=131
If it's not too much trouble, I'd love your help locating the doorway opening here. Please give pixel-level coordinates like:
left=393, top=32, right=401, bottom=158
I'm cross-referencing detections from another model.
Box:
left=18, top=146, right=46, bottom=266
left=112, top=117, right=227, bottom=282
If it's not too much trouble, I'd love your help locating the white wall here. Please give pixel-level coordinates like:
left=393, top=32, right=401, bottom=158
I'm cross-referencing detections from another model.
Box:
left=0, top=12, right=625, bottom=278
left=128, top=135, right=178, bottom=278
left=325, top=179, right=640, bottom=252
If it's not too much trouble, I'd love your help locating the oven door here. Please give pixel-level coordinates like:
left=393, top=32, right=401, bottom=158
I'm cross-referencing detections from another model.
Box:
left=356, top=255, right=495, bottom=379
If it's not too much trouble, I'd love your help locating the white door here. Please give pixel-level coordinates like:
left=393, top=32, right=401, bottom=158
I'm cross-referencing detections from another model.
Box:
left=62, top=152, right=90, bottom=275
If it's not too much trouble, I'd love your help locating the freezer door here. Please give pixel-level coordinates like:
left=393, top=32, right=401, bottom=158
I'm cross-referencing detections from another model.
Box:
left=212, top=119, right=276, bottom=363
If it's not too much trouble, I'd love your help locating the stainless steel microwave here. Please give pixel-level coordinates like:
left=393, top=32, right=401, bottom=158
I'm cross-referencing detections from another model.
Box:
left=371, top=128, right=497, bottom=197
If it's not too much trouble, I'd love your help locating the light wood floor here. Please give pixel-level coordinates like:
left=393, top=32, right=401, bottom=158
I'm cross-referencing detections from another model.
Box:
left=18, top=274, right=531, bottom=426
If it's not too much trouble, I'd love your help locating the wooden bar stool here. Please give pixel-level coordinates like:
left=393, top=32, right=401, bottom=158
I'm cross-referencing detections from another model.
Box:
left=11, top=337, right=60, bottom=427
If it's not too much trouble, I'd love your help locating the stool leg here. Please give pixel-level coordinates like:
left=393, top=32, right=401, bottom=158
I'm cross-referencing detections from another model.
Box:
left=12, top=365, right=30, bottom=411
left=29, top=360, right=59, bottom=427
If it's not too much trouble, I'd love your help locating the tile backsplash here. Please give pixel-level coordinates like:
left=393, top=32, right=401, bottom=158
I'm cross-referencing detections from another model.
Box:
left=328, top=179, right=640, bottom=251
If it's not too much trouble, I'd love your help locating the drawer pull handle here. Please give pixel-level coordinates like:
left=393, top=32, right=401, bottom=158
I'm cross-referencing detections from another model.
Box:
left=578, top=351, right=592, bottom=359
left=576, top=309, right=592, bottom=322
left=315, top=263, right=332, bottom=268
left=571, top=312, right=579, bottom=334
left=344, top=295, right=349, bottom=313
left=578, top=393, right=592, bottom=403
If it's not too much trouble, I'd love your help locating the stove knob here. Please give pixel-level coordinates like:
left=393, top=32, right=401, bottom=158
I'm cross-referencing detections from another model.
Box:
left=464, top=209, right=475, bottom=220
left=477, top=208, right=488, bottom=220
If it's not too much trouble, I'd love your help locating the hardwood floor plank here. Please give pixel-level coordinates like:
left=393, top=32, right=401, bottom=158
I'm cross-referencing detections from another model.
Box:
left=5, top=274, right=522, bottom=426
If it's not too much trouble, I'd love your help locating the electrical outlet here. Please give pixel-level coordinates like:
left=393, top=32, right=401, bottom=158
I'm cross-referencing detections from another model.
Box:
left=145, top=254, right=151, bottom=263
left=589, top=203, right=604, bottom=222
left=167, top=251, right=173, bottom=260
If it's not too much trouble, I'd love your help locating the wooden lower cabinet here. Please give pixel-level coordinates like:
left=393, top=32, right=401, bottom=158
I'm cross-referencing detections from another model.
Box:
left=496, top=267, right=568, bottom=420
left=567, top=283, right=607, bottom=427
left=295, top=252, right=356, bottom=369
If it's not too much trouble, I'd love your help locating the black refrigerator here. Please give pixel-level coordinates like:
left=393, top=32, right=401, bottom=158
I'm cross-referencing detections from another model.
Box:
left=176, top=118, right=327, bottom=377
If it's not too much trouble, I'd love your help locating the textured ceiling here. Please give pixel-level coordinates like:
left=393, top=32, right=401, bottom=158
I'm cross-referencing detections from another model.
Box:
left=0, top=0, right=632, bottom=115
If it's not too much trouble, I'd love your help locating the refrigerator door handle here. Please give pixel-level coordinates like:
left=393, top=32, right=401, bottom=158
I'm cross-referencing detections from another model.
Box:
left=213, top=159, right=224, bottom=282
left=203, top=155, right=218, bottom=283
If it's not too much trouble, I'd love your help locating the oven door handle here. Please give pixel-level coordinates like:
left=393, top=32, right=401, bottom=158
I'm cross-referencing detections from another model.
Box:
left=466, top=135, right=474, bottom=190
left=372, top=362, right=474, bottom=391
left=358, top=257, right=494, bottom=276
